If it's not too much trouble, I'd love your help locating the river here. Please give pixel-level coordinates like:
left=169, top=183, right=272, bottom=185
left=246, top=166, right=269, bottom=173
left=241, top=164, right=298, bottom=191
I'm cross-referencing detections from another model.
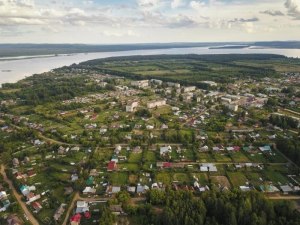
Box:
left=0, top=46, right=300, bottom=85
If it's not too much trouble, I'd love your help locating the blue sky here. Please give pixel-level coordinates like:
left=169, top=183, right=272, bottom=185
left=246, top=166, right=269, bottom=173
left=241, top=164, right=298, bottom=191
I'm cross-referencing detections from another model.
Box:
left=0, top=0, right=299, bottom=43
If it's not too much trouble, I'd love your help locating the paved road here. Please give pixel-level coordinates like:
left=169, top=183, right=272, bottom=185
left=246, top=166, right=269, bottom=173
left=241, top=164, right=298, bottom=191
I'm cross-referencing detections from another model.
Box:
left=0, top=164, right=39, bottom=225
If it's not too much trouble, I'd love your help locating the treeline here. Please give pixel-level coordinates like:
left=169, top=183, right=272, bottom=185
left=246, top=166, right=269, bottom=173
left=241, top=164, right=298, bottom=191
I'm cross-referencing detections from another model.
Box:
left=276, top=137, right=300, bottom=166
left=78, top=54, right=281, bottom=85
left=140, top=189, right=300, bottom=225
left=81, top=54, right=286, bottom=64
left=269, top=114, right=299, bottom=129
left=1, top=75, right=105, bottom=105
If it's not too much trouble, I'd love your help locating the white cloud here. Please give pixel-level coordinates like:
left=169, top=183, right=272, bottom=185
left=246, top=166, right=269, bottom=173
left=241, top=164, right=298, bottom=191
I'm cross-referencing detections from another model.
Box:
left=242, top=22, right=255, bottom=33
left=102, top=30, right=140, bottom=37
left=171, top=0, right=183, bottom=9
left=285, top=0, right=300, bottom=19
left=190, top=0, right=206, bottom=10
left=137, top=0, right=161, bottom=8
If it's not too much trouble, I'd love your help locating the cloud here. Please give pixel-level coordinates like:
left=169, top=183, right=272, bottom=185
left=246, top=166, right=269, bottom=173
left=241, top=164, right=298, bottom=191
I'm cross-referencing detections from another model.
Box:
left=137, top=0, right=160, bottom=8
left=190, top=0, right=206, bottom=10
left=229, top=17, right=259, bottom=23
left=242, top=22, right=255, bottom=33
left=171, top=0, right=183, bottom=9
left=16, top=0, right=35, bottom=8
left=260, top=10, right=284, bottom=16
left=285, top=0, right=300, bottom=19
left=102, top=30, right=140, bottom=37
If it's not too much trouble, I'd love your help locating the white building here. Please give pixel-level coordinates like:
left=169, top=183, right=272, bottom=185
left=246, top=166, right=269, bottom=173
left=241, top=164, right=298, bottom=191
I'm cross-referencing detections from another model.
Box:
left=151, top=79, right=163, bottom=85
left=76, top=201, right=89, bottom=213
left=160, top=146, right=172, bottom=155
left=166, top=82, right=180, bottom=88
left=126, top=101, right=138, bottom=112
left=226, top=104, right=239, bottom=112
left=147, top=99, right=166, bottom=109
left=183, top=86, right=196, bottom=93
left=131, top=80, right=149, bottom=88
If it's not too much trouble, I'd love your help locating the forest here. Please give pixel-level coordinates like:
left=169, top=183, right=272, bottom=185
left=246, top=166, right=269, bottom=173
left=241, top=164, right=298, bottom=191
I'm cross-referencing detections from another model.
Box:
left=126, top=189, right=300, bottom=225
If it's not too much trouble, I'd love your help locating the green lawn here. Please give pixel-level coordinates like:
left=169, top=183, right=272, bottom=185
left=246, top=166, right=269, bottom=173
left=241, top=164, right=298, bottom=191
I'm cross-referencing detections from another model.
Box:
left=128, top=152, right=142, bottom=163
left=230, top=152, right=250, bottom=163
left=173, top=173, right=191, bottom=184
left=227, top=172, right=248, bottom=187
left=155, top=172, right=172, bottom=185
left=109, top=172, right=128, bottom=185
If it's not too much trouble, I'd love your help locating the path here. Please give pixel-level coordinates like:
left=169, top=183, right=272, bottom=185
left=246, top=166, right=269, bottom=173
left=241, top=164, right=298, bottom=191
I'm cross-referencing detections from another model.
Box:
left=0, top=164, right=39, bottom=225
left=61, top=192, right=79, bottom=225
left=37, top=132, right=79, bottom=146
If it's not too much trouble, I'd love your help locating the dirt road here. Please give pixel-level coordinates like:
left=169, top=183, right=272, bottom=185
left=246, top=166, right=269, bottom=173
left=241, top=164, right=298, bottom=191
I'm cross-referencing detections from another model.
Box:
left=0, top=164, right=39, bottom=225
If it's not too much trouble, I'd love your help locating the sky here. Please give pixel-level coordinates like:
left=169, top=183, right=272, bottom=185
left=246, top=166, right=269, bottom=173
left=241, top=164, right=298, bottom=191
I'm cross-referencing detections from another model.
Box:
left=0, top=0, right=300, bottom=43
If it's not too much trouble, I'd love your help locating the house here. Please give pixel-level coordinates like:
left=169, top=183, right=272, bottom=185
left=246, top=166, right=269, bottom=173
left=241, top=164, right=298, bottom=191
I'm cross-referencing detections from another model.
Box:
left=54, top=203, right=66, bottom=221
left=280, top=185, right=293, bottom=195
left=110, top=205, right=126, bottom=215
left=23, top=156, right=30, bottom=164
left=89, top=169, right=99, bottom=177
left=161, top=124, right=168, bottom=129
left=71, top=146, right=80, bottom=151
left=147, top=99, right=166, bottom=109
left=100, top=127, right=108, bottom=134
left=160, top=146, right=172, bottom=155
left=132, top=146, right=142, bottom=153
left=151, top=79, right=163, bottom=85
left=27, top=169, right=36, bottom=178
left=126, top=101, right=138, bottom=112
left=82, top=187, right=96, bottom=194
left=31, top=201, right=42, bottom=212
left=20, top=185, right=30, bottom=196
left=183, top=86, right=196, bottom=93
left=240, top=186, right=251, bottom=192
left=70, top=213, right=82, bottom=225
left=146, top=125, right=154, bottom=130
left=76, top=201, right=89, bottom=213
left=107, top=161, right=117, bottom=171
left=166, top=82, right=180, bottom=88
left=26, top=193, right=41, bottom=204
left=131, top=80, right=149, bottom=88
left=114, top=145, right=122, bottom=154
left=106, top=186, right=121, bottom=195
left=199, top=145, right=209, bottom=151
left=57, top=146, right=66, bottom=155
left=136, top=184, right=148, bottom=194
left=226, top=104, right=239, bottom=112
left=7, top=214, right=23, bottom=225
left=71, top=174, right=79, bottom=182
left=86, top=176, right=94, bottom=186
left=200, top=163, right=217, bottom=172
left=12, top=158, right=19, bottom=167
left=127, top=186, right=136, bottom=193
left=259, top=145, right=272, bottom=152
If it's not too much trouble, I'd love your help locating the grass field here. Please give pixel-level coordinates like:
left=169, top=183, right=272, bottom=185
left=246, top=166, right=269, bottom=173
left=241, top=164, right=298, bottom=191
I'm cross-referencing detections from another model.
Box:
left=109, top=172, right=128, bottom=185
left=227, top=172, right=248, bottom=187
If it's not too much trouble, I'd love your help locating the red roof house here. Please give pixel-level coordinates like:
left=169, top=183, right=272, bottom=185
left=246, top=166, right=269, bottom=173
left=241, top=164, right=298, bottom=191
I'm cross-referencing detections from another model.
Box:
left=107, top=161, right=117, bottom=171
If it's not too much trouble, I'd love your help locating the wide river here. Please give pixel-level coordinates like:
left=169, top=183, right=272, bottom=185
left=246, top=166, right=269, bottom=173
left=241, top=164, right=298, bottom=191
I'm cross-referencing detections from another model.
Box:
left=0, top=46, right=300, bottom=85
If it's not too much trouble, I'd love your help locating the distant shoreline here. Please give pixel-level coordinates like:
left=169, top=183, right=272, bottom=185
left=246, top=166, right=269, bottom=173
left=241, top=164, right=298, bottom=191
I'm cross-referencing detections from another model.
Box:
left=1, top=41, right=300, bottom=58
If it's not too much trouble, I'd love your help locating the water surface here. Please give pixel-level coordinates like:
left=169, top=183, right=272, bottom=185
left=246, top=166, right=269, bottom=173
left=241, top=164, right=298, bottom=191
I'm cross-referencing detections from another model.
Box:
left=0, top=47, right=300, bottom=85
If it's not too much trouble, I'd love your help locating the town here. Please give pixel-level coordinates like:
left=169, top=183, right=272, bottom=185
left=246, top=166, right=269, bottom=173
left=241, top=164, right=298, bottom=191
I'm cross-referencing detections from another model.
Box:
left=0, top=54, right=299, bottom=225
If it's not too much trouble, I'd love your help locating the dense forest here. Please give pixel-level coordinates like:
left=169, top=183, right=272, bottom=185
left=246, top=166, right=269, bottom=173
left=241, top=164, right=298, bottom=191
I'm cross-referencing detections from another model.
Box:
left=79, top=54, right=284, bottom=85
left=129, top=190, right=300, bottom=225
left=276, top=137, right=300, bottom=167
